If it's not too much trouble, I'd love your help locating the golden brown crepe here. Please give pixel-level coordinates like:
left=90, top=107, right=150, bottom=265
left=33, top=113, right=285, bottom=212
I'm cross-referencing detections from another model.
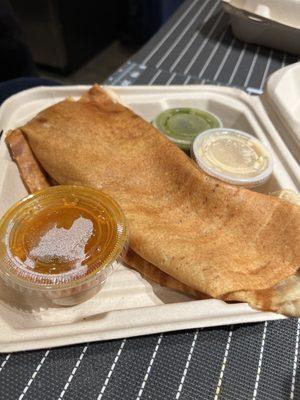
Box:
left=124, top=248, right=207, bottom=299
left=5, top=130, right=201, bottom=299
left=6, top=129, right=50, bottom=193
left=6, top=85, right=300, bottom=316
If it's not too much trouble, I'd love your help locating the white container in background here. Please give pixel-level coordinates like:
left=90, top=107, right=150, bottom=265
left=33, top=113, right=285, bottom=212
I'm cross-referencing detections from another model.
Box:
left=222, top=0, right=300, bottom=56
left=262, top=62, right=300, bottom=162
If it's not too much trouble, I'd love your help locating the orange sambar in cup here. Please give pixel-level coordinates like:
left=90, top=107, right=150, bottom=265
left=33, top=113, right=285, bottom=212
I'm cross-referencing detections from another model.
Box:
left=0, top=186, right=127, bottom=306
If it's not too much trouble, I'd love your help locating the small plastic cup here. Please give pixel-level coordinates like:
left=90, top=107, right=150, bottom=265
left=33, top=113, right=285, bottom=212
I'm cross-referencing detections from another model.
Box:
left=0, top=185, right=128, bottom=306
left=191, top=128, right=273, bottom=187
left=153, top=107, right=223, bottom=152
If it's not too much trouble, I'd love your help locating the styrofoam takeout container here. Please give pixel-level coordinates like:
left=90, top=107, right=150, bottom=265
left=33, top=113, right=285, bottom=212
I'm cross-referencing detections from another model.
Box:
left=0, top=62, right=299, bottom=352
left=222, top=0, right=300, bottom=56
left=262, top=62, right=300, bottom=161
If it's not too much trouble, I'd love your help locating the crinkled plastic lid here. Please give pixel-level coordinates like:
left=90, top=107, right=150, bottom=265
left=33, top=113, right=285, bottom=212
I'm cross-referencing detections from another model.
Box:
left=192, top=128, right=273, bottom=187
left=0, top=185, right=127, bottom=289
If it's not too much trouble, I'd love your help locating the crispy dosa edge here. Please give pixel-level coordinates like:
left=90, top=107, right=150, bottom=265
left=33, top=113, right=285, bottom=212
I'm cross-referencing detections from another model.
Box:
left=124, top=248, right=208, bottom=300
left=5, top=129, right=51, bottom=192
left=5, top=129, right=202, bottom=299
left=18, top=85, right=300, bottom=316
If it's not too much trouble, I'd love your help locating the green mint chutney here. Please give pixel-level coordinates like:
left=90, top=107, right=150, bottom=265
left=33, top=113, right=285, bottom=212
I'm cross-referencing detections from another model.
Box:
left=153, top=108, right=222, bottom=151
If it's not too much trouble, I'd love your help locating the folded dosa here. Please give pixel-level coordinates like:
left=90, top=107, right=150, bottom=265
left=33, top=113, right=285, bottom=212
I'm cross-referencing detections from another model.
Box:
left=5, top=129, right=201, bottom=299
left=123, top=248, right=207, bottom=299
left=6, top=129, right=49, bottom=193
left=9, top=85, right=300, bottom=315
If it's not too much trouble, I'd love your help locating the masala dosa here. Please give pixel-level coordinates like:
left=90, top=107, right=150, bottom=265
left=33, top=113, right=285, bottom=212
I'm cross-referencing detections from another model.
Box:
left=123, top=248, right=207, bottom=299
left=5, top=129, right=203, bottom=299
left=6, top=129, right=50, bottom=193
left=7, top=85, right=300, bottom=315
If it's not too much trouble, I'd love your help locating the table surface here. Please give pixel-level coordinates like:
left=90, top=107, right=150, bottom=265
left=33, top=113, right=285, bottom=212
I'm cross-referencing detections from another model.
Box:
left=1, top=1, right=300, bottom=399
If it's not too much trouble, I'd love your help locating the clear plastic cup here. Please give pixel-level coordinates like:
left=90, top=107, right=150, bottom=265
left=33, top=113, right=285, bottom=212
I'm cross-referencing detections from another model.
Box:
left=191, top=128, right=273, bottom=187
left=153, top=107, right=223, bottom=152
left=0, top=185, right=128, bottom=306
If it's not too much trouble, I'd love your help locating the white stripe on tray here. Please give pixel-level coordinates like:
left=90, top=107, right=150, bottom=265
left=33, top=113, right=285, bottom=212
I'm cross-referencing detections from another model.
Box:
left=213, top=37, right=236, bottom=81
left=184, top=75, right=192, bottom=84
left=18, top=350, right=50, bottom=400
left=165, top=0, right=213, bottom=71
left=112, top=62, right=136, bottom=85
left=244, top=46, right=261, bottom=88
left=228, top=43, right=248, bottom=85
left=136, top=334, right=163, bottom=400
left=166, top=72, right=177, bottom=85
left=198, top=29, right=227, bottom=79
left=259, top=49, right=274, bottom=90
left=97, top=339, right=126, bottom=400
left=0, top=354, right=11, bottom=373
left=252, top=322, right=268, bottom=400
left=58, top=344, right=88, bottom=400
left=148, top=69, right=163, bottom=85
left=175, top=329, right=199, bottom=400
left=183, top=8, right=224, bottom=75
left=281, top=53, right=287, bottom=69
left=214, top=329, right=233, bottom=400
left=290, top=319, right=300, bottom=400
left=142, top=0, right=200, bottom=65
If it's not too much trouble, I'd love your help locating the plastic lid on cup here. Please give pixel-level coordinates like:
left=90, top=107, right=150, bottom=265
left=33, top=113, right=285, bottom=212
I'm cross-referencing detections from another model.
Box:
left=0, top=185, right=128, bottom=291
left=153, top=107, right=223, bottom=151
left=192, top=128, right=273, bottom=187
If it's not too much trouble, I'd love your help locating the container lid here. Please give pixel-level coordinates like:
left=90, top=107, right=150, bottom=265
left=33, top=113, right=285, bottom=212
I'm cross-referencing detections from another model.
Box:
left=263, top=61, right=300, bottom=162
left=192, top=128, right=273, bottom=187
left=153, top=107, right=222, bottom=151
left=222, top=0, right=300, bottom=29
left=0, top=185, right=127, bottom=290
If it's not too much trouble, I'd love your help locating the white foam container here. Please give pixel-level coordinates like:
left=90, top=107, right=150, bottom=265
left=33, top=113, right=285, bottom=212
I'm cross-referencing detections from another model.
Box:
left=262, top=62, right=300, bottom=161
left=0, top=64, right=299, bottom=352
left=222, top=0, right=300, bottom=56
